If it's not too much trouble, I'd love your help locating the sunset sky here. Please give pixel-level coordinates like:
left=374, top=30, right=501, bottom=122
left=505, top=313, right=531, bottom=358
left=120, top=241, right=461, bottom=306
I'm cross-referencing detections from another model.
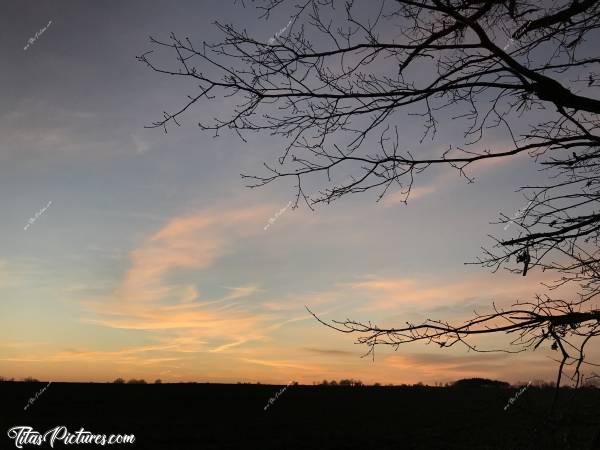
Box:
left=2, top=0, right=595, bottom=385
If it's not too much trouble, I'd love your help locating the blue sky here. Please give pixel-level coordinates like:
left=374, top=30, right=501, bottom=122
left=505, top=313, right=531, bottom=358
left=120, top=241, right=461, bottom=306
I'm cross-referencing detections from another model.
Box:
left=1, top=0, right=590, bottom=385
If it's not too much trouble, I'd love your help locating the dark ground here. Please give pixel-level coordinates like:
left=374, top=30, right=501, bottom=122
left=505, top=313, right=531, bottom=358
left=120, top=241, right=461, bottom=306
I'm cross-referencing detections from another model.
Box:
left=1, top=382, right=599, bottom=450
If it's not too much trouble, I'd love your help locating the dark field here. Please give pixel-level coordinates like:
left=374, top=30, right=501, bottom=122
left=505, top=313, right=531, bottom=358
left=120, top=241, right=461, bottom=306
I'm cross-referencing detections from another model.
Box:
left=1, top=382, right=599, bottom=450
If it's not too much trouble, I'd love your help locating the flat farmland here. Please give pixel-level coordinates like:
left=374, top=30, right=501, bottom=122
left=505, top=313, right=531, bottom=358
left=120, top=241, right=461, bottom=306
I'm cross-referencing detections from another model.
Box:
left=1, top=383, right=599, bottom=450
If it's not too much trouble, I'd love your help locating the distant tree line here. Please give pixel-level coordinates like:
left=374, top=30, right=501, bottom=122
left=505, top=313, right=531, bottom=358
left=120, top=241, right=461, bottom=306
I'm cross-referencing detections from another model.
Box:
left=317, top=379, right=365, bottom=387
left=310, top=377, right=600, bottom=388
left=451, top=378, right=511, bottom=389
left=112, top=378, right=155, bottom=384
left=0, top=377, right=39, bottom=383
left=3, top=376, right=598, bottom=388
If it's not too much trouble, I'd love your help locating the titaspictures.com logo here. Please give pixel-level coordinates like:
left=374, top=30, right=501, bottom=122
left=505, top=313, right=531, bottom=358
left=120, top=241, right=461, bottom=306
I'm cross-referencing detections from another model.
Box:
left=7, top=426, right=135, bottom=448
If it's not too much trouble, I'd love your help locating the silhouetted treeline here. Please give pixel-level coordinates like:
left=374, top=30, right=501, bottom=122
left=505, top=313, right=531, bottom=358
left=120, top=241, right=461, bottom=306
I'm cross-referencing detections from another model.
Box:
left=316, top=379, right=365, bottom=387
left=2, top=376, right=596, bottom=389
left=451, top=378, right=511, bottom=389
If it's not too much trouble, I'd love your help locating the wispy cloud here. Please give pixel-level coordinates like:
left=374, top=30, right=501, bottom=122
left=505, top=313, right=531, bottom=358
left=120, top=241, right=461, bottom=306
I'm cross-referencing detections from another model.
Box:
left=347, top=272, right=559, bottom=312
left=241, top=358, right=324, bottom=372
left=132, top=134, right=149, bottom=154
left=383, top=185, right=436, bottom=206
left=302, top=348, right=355, bottom=357
left=384, top=352, right=511, bottom=379
left=77, top=206, right=278, bottom=358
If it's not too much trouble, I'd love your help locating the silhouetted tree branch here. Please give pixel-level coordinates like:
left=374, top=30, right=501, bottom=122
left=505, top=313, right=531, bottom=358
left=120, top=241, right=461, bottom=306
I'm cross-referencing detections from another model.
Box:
left=139, top=0, right=600, bottom=396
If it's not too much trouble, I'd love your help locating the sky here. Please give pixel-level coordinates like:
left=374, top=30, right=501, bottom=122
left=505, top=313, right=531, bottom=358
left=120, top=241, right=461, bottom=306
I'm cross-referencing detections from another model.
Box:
left=1, top=0, right=595, bottom=385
